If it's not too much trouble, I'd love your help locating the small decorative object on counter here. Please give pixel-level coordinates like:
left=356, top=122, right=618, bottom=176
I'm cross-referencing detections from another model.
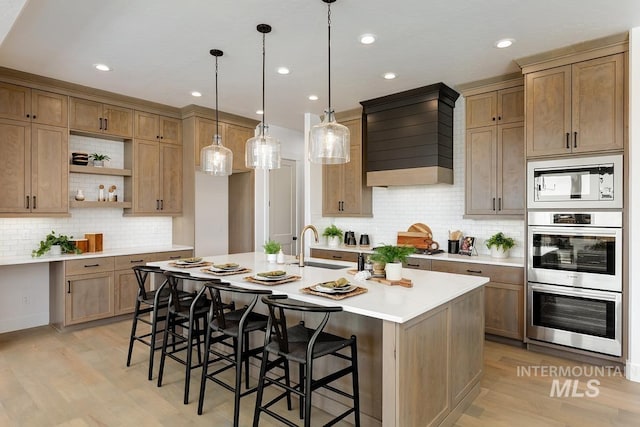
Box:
left=32, top=230, right=81, bottom=257
left=74, top=189, right=85, bottom=201
left=460, top=236, right=476, bottom=256
left=357, top=253, right=365, bottom=271
left=276, top=248, right=285, bottom=264
left=369, top=244, right=415, bottom=281
left=323, top=224, right=343, bottom=248
left=263, top=239, right=281, bottom=263
left=98, top=184, right=105, bottom=201
left=108, top=185, right=116, bottom=202
left=448, top=230, right=462, bottom=254
left=90, top=153, right=110, bottom=167
left=364, top=256, right=373, bottom=274
left=485, top=232, right=515, bottom=258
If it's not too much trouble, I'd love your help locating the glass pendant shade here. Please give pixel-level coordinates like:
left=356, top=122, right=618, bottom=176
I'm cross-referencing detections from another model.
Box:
left=309, top=110, right=350, bottom=164
left=246, top=124, right=281, bottom=170
left=201, top=134, right=233, bottom=176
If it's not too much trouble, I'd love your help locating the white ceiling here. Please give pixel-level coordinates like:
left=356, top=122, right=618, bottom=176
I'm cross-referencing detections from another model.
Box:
left=1, top=0, right=639, bottom=131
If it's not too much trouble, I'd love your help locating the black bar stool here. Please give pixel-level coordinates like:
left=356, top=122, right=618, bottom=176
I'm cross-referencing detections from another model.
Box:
left=126, top=265, right=189, bottom=380
left=253, top=295, right=360, bottom=427
left=197, top=283, right=281, bottom=426
left=156, top=271, right=230, bottom=404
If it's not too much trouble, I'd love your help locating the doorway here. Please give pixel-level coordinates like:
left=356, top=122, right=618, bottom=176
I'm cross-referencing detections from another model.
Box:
left=269, top=159, right=297, bottom=255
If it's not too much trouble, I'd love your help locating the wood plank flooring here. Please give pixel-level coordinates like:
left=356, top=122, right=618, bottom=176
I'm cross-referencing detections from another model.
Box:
left=1, top=320, right=640, bottom=426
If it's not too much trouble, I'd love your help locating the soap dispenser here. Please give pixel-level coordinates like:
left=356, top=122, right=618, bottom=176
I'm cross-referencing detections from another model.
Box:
left=276, top=249, right=285, bottom=264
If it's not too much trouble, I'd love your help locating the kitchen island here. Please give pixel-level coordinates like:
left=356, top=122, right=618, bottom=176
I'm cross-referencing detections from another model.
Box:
left=151, top=252, right=488, bottom=427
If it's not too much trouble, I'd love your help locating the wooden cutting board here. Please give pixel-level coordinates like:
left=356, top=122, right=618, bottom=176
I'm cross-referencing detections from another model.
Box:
left=408, top=223, right=432, bottom=236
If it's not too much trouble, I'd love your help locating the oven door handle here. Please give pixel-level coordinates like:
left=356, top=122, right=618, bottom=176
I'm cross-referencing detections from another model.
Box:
left=529, top=226, right=619, bottom=238
left=530, top=283, right=620, bottom=301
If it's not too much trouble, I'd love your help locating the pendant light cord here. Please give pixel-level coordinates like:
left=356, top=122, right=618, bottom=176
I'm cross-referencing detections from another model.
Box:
left=261, top=30, right=266, bottom=137
left=327, top=2, right=332, bottom=112
left=215, top=55, right=220, bottom=143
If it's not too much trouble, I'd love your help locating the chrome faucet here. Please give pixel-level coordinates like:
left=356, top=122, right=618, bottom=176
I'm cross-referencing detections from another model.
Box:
left=298, top=225, right=319, bottom=267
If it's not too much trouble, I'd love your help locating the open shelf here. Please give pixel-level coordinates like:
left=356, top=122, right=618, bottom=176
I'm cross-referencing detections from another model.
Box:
left=69, top=164, right=132, bottom=176
left=70, top=200, right=132, bottom=209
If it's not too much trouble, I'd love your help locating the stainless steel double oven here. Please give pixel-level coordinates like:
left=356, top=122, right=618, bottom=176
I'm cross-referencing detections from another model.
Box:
left=527, top=211, right=623, bottom=357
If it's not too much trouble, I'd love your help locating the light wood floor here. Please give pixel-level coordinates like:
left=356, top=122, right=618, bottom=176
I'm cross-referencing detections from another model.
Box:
left=1, top=320, right=640, bottom=426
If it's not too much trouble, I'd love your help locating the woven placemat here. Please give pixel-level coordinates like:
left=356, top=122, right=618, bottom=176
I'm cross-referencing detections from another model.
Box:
left=243, top=275, right=302, bottom=286
left=300, top=285, right=368, bottom=300
left=200, top=268, right=252, bottom=276
left=169, top=261, right=212, bottom=269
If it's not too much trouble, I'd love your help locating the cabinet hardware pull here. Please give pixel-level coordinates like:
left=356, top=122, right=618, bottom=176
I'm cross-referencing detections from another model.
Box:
left=33, top=196, right=36, bottom=209
left=160, top=200, right=164, bottom=210
left=26, top=196, right=29, bottom=209
left=104, top=118, right=108, bottom=130
left=498, top=116, right=501, bottom=120
left=331, top=255, right=343, bottom=259
left=498, top=197, right=502, bottom=211
left=492, top=197, right=496, bottom=211
left=130, top=259, right=144, bottom=263
left=33, top=115, right=36, bottom=119
left=407, top=263, right=420, bottom=267
left=573, top=131, right=577, bottom=148
left=565, top=132, right=570, bottom=149
left=157, top=135, right=160, bottom=139
left=466, top=269, right=482, bottom=274
left=99, top=118, right=103, bottom=130
left=84, top=264, right=100, bottom=268
left=67, top=280, right=71, bottom=294
left=492, top=117, right=496, bottom=121
left=26, top=114, right=30, bottom=118
left=156, top=200, right=160, bottom=210
left=160, top=136, right=163, bottom=139
left=169, top=255, right=181, bottom=259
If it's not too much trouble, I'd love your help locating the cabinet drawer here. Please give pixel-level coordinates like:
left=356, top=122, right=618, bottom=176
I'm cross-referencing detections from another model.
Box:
left=310, top=248, right=358, bottom=263
left=65, top=257, right=114, bottom=276
left=154, top=250, right=194, bottom=262
left=431, top=260, right=523, bottom=285
left=114, top=253, right=156, bottom=270
left=403, top=257, right=432, bottom=270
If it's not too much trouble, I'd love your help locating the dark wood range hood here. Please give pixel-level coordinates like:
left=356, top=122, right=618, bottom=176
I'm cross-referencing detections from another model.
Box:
left=360, top=83, right=459, bottom=186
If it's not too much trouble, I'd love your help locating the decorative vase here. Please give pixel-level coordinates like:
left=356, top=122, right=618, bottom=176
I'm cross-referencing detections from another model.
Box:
left=267, top=253, right=277, bottom=263
left=50, top=245, right=62, bottom=256
left=75, top=189, right=85, bottom=201
left=327, top=236, right=341, bottom=248
left=490, top=246, right=509, bottom=259
left=93, top=160, right=104, bottom=167
left=385, top=262, right=403, bottom=281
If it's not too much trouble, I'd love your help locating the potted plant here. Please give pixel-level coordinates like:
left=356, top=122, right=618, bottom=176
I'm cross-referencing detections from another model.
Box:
left=32, top=230, right=82, bottom=257
left=369, top=244, right=416, bottom=281
left=90, top=153, right=111, bottom=167
left=485, top=232, right=515, bottom=258
left=322, top=224, right=343, bottom=248
left=263, top=239, right=281, bottom=263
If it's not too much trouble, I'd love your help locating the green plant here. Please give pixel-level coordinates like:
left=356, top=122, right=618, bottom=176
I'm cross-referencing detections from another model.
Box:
left=32, top=230, right=81, bottom=257
left=322, top=224, right=343, bottom=238
left=89, top=153, right=111, bottom=161
left=369, top=244, right=415, bottom=264
left=262, top=239, right=281, bottom=254
left=485, top=232, right=516, bottom=251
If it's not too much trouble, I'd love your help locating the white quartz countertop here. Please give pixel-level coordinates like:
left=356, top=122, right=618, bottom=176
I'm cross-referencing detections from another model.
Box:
left=313, top=244, right=525, bottom=268
left=0, top=245, right=193, bottom=267
left=148, top=252, right=489, bottom=324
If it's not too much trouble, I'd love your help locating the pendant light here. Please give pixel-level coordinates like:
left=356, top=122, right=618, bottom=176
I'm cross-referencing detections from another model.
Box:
left=309, top=0, right=350, bottom=164
left=245, top=24, right=281, bottom=170
left=200, top=49, right=233, bottom=176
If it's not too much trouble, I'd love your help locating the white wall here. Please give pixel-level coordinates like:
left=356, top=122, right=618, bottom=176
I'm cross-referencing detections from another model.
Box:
left=627, top=26, right=639, bottom=382
left=311, top=98, right=525, bottom=257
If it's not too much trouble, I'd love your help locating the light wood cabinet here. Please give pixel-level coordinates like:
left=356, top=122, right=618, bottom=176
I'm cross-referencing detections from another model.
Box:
left=0, top=119, right=68, bottom=214
left=466, top=86, right=524, bottom=129
left=310, top=248, right=359, bottom=263
left=114, top=253, right=156, bottom=315
left=194, top=117, right=253, bottom=172
left=134, top=111, right=181, bottom=144
left=129, top=139, right=182, bottom=215
left=322, top=114, right=372, bottom=217
left=0, top=82, right=68, bottom=127
left=525, top=53, right=625, bottom=157
left=432, top=260, right=524, bottom=340
left=69, top=97, right=133, bottom=138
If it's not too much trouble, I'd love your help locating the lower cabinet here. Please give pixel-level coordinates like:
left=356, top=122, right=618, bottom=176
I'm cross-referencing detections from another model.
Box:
left=51, top=249, right=193, bottom=328
left=310, top=248, right=359, bottom=263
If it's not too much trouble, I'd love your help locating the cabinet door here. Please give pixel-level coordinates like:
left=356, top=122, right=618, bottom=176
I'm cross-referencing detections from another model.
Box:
left=0, top=119, right=30, bottom=213
left=341, top=120, right=364, bottom=215
left=496, top=122, right=524, bottom=215
left=103, top=104, right=133, bottom=138
left=525, top=66, right=572, bottom=157
left=195, top=117, right=226, bottom=167
left=134, top=110, right=159, bottom=140
left=0, top=82, right=30, bottom=121
left=159, top=143, right=182, bottom=214
left=159, top=116, right=182, bottom=144
left=31, top=90, right=68, bottom=127
left=114, top=269, right=144, bottom=315
left=65, top=272, right=115, bottom=325
left=133, top=140, right=160, bottom=213
left=466, top=92, right=496, bottom=128
left=484, top=282, right=523, bottom=340
left=322, top=162, right=343, bottom=216
left=465, top=126, right=496, bottom=215
left=497, top=86, right=524, bottom=124
left=571, top=53, right=625, bottom=154
left=226, top=124, right=253, bottom=172
left=31, top=124, right=68, bottom=213
left=69, top=97, right=102, bottom=133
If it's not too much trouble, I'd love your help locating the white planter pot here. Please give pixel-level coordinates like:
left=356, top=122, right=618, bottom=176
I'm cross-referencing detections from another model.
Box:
left=327, top=236, right=341, bottom=248
left=266, top=253, right=277, bottom=263
left=50, top=245, right=62, bottom=256
left=385, top=262, right=403, bottom=281
left=490, top=246, right=510, bottom=258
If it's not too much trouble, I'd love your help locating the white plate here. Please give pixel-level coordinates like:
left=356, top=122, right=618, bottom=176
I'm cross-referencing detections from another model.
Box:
left=254, top=273, right=289, bottom=281
left=175, top=257, right=203, bottom=265
left=211, top=263, right=241, bottom=271
left=313, top=284, right=357, bottom=294
left=209, top=266, right=243, bottom=273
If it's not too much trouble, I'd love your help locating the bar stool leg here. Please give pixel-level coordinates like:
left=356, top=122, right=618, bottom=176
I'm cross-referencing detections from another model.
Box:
left=197, top=324, right=213, bottom=415
left=304, top=360, right=313, bottom=427
left=126, top=298, right=141, bottom=367
left=157, top=311, right=172, bottom=388
left=252, top=349, right=270, bottom=427
left=352, top=337, right=361, bottom=426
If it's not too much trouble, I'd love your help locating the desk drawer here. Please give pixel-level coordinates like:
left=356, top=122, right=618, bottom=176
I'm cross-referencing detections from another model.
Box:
left=65, top=257, right=114, bottom=276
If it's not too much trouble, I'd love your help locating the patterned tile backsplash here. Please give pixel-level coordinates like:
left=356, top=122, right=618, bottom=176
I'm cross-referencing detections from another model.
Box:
left=312, top=97, right=526, bottom=258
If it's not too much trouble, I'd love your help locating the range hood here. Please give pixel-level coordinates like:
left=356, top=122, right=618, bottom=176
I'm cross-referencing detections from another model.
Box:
left=360, top=83, right=459, bottom=186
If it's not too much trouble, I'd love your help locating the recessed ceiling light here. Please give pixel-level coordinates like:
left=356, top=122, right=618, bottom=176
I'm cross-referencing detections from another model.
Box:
left=308, top=95, right=319, bottom=101
left=383, top=72, right=397, bottom=80
left=360, top=34, right=376, bottom=45
left=94, top=64, right=111, bottom=72
left=191, top=91, right=202, bottom=97
left=277, top=67, right=290, bottom=75
left=256, top=109, right=264, bottom=115
left=495, top=38, right=515, bottom=49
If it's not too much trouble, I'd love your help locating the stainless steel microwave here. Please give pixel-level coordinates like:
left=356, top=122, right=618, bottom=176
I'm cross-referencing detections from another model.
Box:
left=527, top=155, right=623, bottom=209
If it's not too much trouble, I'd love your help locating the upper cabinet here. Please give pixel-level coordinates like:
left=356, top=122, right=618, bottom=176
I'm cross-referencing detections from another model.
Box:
left=322, top=111, right=372, bottom=217
left=134, top=110, right=182, bottom=144
left=69, top=97, right=133, bottom=138
left=523, top=52, right=626, bottom=158
left=466, top=86, right=524, bottom=128
left=193, top=116, right=253, bottom=172
left=0, top=82, right=68, bottom=127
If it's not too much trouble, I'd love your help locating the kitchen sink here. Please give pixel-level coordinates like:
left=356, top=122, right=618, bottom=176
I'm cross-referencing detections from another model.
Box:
left=303, top=261, right=348, bottom=270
